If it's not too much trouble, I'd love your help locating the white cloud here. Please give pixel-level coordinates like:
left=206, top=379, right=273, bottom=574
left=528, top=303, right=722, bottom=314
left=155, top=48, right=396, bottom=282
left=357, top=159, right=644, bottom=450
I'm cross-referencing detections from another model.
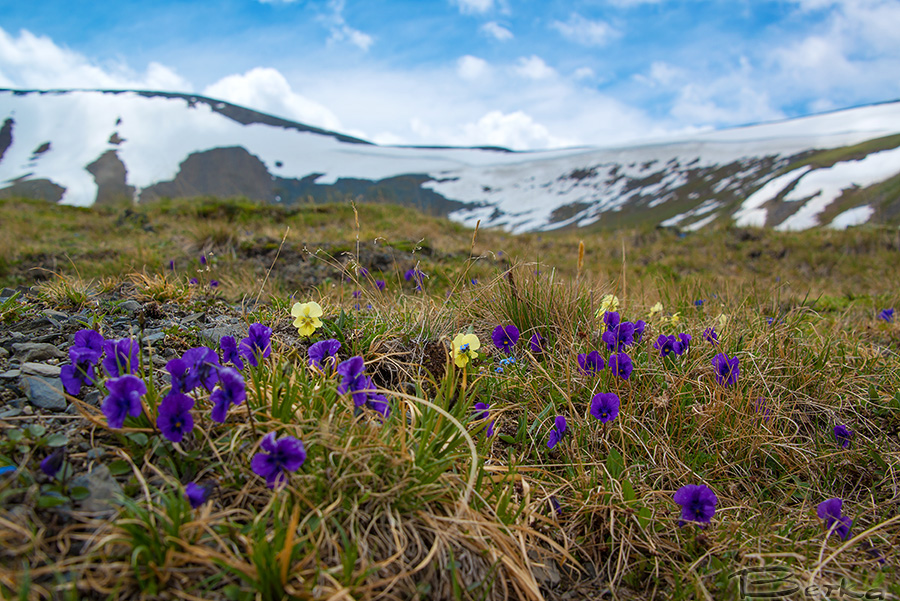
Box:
left=551, top=14, right=619, bottom=46
left=322, top=0, right=373, bottom=51
left=514, top=55, right=556, bottom=80
left=204, top=67, right=344, bottom=131
left=573, top=67, right=595, bottom=80
left=0, top=27, right=192, bottom=91
left=480, top=21, right=513, bottom=41
left=461, top=110, right=575, bottom=149
left=457, top=55, right=491, bottom=80
left=451, top=0, right=493, bottom=15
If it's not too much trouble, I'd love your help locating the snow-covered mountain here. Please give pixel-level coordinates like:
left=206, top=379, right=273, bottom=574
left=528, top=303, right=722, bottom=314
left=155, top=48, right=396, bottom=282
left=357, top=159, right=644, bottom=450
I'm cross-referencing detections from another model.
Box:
left=2, top=88, right=900, bottom=233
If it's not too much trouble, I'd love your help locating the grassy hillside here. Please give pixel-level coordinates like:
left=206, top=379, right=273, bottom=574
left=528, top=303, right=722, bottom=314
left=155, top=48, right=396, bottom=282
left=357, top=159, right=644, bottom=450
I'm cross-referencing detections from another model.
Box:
left=1, top=196, right=899, bottom=600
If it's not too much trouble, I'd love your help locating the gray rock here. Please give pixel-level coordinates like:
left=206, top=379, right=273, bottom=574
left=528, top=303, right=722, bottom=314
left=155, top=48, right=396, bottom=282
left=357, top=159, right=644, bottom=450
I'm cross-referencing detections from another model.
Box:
left=21, top=362, right=62, bottom=378
left=0, top=347, right=8, bottom=358
left=21, top=375, right=68, bottom=412
left=199, top=326, right=241, bottom=347
left=182, top=312, right=206, bottom=324
left=0, top=288, right=16, bottom=299
left=43, top=309, right=70, bottom=322
left=70, top=465, right=123, bottom=514
left=0, top=407, right=22, bottom=418
left=12, top=342, right=66, bottom=362
left=83, top=390, right=101, bottom=406
left=0, top=369, right=20, bottom=379
left=143, top=331, right=166, bottom=344
left=120, top=300, right=142, bottom=313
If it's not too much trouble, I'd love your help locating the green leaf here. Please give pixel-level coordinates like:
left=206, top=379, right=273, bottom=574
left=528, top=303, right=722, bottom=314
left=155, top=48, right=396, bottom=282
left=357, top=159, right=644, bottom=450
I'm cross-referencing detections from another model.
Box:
left=126, top=432, right=149, bottom=447
left=637, top=506, right=652, bottom=530
left=37, top=494, right=69, bottom=508
left=45, top=433, right=68, bottom=447
left=108, top=460, right=132, bottom=476
left=606, top=448, right=624, bottom=479
left=6, top=429, right=24, bottom=443
left=499, top=435, right=516, bottom=444
left=26, top=424, right=46, bottom=438
left=622, top=479, right=636, bottom=504
left=69, top=486, right=91, bottom=501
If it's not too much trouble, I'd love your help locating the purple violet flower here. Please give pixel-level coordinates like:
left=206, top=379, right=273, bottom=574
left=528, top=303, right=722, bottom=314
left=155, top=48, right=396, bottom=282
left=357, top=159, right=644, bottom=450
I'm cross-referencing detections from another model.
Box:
left=833, top=424, right=852, bottom=449
left=74, top=329, right=105, bottom=354
left=603, top=311, right=621, bottom=331
left=755, top=398, right=771, bottom=422
left=590, top=392, right=620, bottom=423
left=546, top=415, right=567, bottom=449
left=200, top=254, right=207, bottom=266
left=189, top=278, right=198, bottom=285
left=633, top=320, right=646, bottom=343
left=673, top=333, right=691, bottom=356
left=101, top=374, right=146, bottom=429
left=40, top=449, right=64, bottom=478
left=166, top=358, right=189, bottom=394
left=184, top=482, right=211, bottom=508
left=61, top=346, right=101, bottom=395
left=182, top=347, right=220, bottom=392
left=712, top=353, right=740, bottom=387
left=703, top=327, right=718, bottom=345
left=336, top=356, right=372, bottom=407
left=473, top=402, right=494, bottom=437
left=308, top=339, right=341, bottom=371
left=375, top=279, right=386, bottom=291
left=251, top=432, right=306, bottom=489
left=674, top=484, right=718, bottom=526
left=602, top=321, right=635, bottom=352
left=817, top=498, right=852, bottom=540
left=878, top=308, right=894, bottom=323
left=655, top=334, right=676, bottom=358
left=209, top=280, right=219, bottom=288
left=578, top=351, right=605, bottom=375
left=156, top=392, right=195, bottom=443
left=168, top=260, right=175, bottom=271
left=210, top=368, right=246, bottom=423
left=492, top=325, right=520, bottom=353
left=219, top=336, right=245, bottom=370
left=239, top=323, right=272, bottom=367
left=608, top=352, right=633, bottom=380
left=102, top=338, right=139, bottom=377
left=366, top=392, right=391, bottom=418
left=530, top=332, right=545, bottom=355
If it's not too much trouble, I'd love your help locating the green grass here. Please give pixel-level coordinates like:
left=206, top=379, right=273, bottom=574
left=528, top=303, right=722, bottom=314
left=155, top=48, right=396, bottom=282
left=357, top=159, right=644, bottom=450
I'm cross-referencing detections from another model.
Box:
left=1, top=196, right=899, bottom=600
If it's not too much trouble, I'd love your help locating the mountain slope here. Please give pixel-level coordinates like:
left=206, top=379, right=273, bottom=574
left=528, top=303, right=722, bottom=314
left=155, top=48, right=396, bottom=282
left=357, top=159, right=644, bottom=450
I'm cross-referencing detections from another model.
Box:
left=2, top=88, right=900, bottom=232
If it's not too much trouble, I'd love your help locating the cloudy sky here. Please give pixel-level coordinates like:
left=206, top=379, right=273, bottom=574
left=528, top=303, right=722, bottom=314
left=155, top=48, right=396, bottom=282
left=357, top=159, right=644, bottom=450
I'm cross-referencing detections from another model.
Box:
left=1, top=0, right=899, bottom=150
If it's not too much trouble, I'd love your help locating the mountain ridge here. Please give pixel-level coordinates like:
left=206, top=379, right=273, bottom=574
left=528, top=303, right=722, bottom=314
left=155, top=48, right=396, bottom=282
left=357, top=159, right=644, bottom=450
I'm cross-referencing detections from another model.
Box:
left=1, top=88, right=899, bottom=232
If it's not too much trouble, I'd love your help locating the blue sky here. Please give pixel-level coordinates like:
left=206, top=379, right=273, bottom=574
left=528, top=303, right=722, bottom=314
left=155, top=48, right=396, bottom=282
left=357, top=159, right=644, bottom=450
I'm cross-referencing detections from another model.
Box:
left=1, top=0, right=899, bottom=149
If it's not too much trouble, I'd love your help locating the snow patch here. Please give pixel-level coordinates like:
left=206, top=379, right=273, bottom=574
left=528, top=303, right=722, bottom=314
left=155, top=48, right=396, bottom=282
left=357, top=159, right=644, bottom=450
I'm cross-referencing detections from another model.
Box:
left=829, top=205, right=874, bottom=229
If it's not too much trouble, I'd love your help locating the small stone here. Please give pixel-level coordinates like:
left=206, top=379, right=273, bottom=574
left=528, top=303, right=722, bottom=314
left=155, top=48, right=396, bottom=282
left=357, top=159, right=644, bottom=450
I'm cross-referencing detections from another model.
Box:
left=0, top=288, right=16, bottom=299
left=143, top=332, right=166, bottom=344
left=182, top=312, right=206, bottom=324
left=43, top=310, right=70, bottom=322
left=12, top=342, right=66, bottom=362
left=199, top=326, right=240, bottom=347
left=83, top=390, right=101, bottom=406
left=70, top=465, right=123, bottom=514
left=86, top=448, right=105, bottom=460
left=0, top=369, right=20, bottom=379
left=0, top=347, right=8, bottom=358
left=21, top=375, right=68, bottom=412
left=21, top=362, right=62, bottom=378
left=120, top=300, right=142, bottom=313
left=22, top=405, right=33, bottom=415
left=0, top=407, right=22, bottom=418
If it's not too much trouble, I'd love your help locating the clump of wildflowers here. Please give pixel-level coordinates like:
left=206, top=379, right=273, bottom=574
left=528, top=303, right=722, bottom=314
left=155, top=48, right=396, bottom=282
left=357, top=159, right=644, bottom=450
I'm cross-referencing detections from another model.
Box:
left=157, top=393, right=195, bottom=442
left=712, top=352, right=740, bottom=387
left=833, top=424, right=853, bottom=449
left=492, top=325, right=520, bottom=353
left=473, top=402, right=494, bottom=437
left=817, top=498, right=852, bottom=540
left=590, top=392, right=619, bottom=423
left=578, top=351, right=604, bottom=375
left=251, top=432, right=306, bottom=489
left=452, top=333, right=480, bottom=368
left=674, top=484, right=718, bottom=527
left=239, top=323, right=272, bottom=367
left=546, top=415, right=567, bottom=449
left=102, top=374, right=146, bottom=429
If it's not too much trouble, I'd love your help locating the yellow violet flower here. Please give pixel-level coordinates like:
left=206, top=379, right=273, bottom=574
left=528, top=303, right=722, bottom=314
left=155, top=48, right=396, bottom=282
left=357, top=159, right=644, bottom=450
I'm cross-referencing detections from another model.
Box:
left=649, top=302, right=663, bottom=318
left=668, top=312, right=681, bottom=325
left=452, top=333, right=480, bottom=368
left=291, top=301, right=323, bottom=337
left=596, top=294, right=619, bottom=318
left=717, top=313, right=729, bottom=329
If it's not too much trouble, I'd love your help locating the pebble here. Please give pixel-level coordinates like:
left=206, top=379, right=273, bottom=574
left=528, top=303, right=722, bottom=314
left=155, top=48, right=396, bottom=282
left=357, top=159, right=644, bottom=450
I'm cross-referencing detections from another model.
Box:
left=21, top=362, right=62, bottom=378
left=0, top=347, right=8, bottom=358
left=0, top=288, right=17, bottom=299
left=12, top=342, right=66, bottom=362
left=144, top=332, right=166, bottom=344
left=183, top=312, right=206, bottom=324
left=0, top=407, right=22, bottom=418
left=0, top=369, right=20, bottom=379
left=200, top=326, right=241, bottom=346
left=69, top=465, right=123, bottom=515
left=21, top=375, right=68, bottom=412
left=120, top=300, right=142, bottom=313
